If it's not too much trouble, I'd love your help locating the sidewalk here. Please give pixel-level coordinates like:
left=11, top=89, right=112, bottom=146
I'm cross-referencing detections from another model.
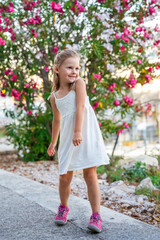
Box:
left=0, top=169, right=160, bottom=240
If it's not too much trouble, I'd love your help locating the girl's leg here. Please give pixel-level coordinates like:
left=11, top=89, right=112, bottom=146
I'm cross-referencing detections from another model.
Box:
left=59, top=171, right=73, bottom=207
left=83, top=167, right=101, bottom=214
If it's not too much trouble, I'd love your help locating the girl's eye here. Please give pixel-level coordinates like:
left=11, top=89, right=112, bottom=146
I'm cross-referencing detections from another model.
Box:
left=67, top=67, right=79, bottom=70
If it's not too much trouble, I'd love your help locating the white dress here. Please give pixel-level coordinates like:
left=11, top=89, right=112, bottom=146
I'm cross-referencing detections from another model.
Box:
left=50, top=84, right=110, bottom=175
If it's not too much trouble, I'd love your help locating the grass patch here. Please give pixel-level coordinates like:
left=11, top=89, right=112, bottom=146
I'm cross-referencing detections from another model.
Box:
left=135, top=187, right=160, bottom=204
left=97, top=155, right=160, bottom=188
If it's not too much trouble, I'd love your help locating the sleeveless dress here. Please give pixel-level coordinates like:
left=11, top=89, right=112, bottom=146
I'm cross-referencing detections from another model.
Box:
left=48, top=83, right=110, bottom=175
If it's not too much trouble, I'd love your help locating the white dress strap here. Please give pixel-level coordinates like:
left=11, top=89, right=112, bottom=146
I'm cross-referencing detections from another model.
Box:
left=47, top=91, right=55, bottom=100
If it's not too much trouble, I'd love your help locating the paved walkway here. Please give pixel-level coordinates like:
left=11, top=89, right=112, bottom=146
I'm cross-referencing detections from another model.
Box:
left=0, top=169, right=160, bottom=240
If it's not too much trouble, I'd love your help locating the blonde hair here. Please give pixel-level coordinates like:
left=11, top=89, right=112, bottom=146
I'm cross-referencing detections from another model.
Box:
left=52, top=49, right=80, bottom=91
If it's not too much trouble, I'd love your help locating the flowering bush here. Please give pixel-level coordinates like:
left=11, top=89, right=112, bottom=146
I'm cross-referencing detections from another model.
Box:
left=0, top=0, right=160, bottom=160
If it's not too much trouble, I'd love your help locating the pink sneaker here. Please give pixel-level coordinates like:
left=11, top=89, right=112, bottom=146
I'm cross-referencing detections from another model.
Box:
left=55, top=204, right=70, bottom=225
left=88, top=212, right=102, bottom=233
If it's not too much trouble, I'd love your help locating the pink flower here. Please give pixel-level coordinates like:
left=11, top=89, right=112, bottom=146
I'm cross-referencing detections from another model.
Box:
left=32, top=2, right=36, bottom=7
left=9, top=2, right=14, bottom=7
left=138, top=18, right=144, bottom=24
left=27, top=110, right=33, bottom=115
left=145, top=74, right=152, bottom=81
left=121, top=46, right=126, bottom=52
left=144, top=32, right=151, bottom=39
left=44, top=66, right=49, bottom=72
left=32, top=83, right=37, bottom=89
left=116, top=129, right=124, bottom=135
left=11, top=88, right=21, bottom=101
left=94, top=101, right=99, bottom=108
left=149, top=7, right=156, bottom=15
left=153, top=40, right=160, bottom=47
left=4, top=27, right=8, bottom=32
left=123, top=28, right=130, bottom=35
left=109, top=86, right=113, bottom=91
left=33, top=32, right=38, bottom=37
left=109, top=83, right=116, bottom=92
left=8, top=7, right=14, bottom=12
left=156, top=63, right=160, bottom=70
left=123, top=122, right=129, bottom=128
left=136, top=27, right=142, bottom=32
left=147, top=67, right=153, bottom=72
left=54, top=46, right=58, bottom=54
left=71, top=1, right=85, bottom=14
left=150, top=0, right=156, bottom=4
left=10, top=74, right=17, bottom=82
left=114, top=100, right=120, bottom=106
left=97, top=0, right=105, bottom=2
left=124, top=95, right=133, bottom=105
left=51, top=2, right=64, bottom=13
left=4, top=69, right=11, bottom=75
left=125, top=5, right=131, bottom=11
left=92, top=101, right=99, bottom=111
left=125, top=73, right=137, bottom=89
left=99, top=122, right=102, bottom=127
left=137, top=59, right=142, bottom=64
left=0, top=37, right=6, bottom=46
left=9, top=28, right=13, bottom=33
left=154, top=24, right=159, bottom=32
left=11, top=33, right=16, bottom=41
left=24, top=83, right=30, bottom=88
left=123, top=37, right=129, bottom=43
left=91, top=89, right=95, bottom=93
left=93, top=74, right=101, bottom=82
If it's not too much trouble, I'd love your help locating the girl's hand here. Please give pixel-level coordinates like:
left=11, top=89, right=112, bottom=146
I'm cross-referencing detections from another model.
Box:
left=47, top=142, right=56, bottom=156
left=72, top=132, right=82, bottom=146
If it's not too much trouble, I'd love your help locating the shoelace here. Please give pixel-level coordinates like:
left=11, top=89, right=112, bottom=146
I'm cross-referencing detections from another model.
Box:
left=91, top=215, right=101, bottom=224
left=57, top=206, right=67, bottom=217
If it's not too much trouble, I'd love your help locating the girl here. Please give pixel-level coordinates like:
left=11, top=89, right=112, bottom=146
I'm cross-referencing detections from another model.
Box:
left=47, top=49, right=110, bottom=233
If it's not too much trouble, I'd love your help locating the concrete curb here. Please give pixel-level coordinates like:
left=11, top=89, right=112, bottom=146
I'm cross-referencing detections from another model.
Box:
left=0, top=169, right=160, bottom=240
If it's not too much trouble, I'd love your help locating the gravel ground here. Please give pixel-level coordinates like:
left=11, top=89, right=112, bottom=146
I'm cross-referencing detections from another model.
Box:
left=0, top=153, right=159, bottom=228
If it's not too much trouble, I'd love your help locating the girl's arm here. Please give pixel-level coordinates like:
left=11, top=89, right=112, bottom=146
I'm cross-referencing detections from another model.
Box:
left=50, top=94, right=61, bottom=147
left=73, top=78, right=86, bottom=146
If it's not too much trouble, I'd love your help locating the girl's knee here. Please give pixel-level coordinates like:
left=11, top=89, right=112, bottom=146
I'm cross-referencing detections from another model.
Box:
left=83, top=167, right=97, bottom=182
left=59, top=171, right=73, bottom=186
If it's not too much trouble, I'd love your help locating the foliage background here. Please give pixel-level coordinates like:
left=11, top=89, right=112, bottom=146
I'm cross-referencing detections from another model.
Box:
left=0, top=0, right=160, bottom=161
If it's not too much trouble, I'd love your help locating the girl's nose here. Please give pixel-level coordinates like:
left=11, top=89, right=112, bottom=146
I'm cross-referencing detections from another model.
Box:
left=72, top=69, right=76, bottom=74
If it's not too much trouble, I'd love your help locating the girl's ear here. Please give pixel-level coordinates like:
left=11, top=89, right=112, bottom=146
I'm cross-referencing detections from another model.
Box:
left=53, top=65, right=59, bottom=74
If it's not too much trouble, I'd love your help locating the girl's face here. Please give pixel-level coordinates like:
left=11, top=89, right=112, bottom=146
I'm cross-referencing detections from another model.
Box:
left=54, top=57, right=80, bottom=85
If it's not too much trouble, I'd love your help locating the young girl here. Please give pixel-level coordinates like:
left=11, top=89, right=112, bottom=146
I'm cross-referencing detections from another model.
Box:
left=47, top=49, right=110, bottom=233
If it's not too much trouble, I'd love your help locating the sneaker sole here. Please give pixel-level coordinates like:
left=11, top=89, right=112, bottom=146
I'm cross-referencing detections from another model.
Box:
left=88, top=224, right=101, bottom=233
left=55, top=220, right=67, bottom=225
